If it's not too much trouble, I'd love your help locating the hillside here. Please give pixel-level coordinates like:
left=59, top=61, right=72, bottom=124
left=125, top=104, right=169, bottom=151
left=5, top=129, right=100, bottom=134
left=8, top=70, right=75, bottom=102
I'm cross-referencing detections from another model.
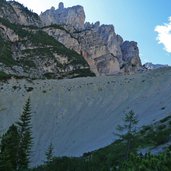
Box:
left=0, top=0, right=143, bottom=79
left=0, top=67, right=171, bottom=166
left=40, top=2, right=142, bottom=76
left=0, top=0, right=94, bottom=79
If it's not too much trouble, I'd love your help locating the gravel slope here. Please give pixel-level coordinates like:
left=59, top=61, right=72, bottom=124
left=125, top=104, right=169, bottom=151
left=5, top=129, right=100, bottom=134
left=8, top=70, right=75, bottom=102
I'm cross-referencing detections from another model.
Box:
left=0, top=67, right=171, bottom=166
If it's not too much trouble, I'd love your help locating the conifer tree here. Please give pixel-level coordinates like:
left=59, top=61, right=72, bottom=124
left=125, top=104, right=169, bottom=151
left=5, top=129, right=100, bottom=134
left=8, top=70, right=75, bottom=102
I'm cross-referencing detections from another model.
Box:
left=45, top=143, right=54, bottom=164
left=17, top=97, right=32, bottom=170
left=115, top=110, right=138, bottom=160
left=0, top=124, right=19, bottom=171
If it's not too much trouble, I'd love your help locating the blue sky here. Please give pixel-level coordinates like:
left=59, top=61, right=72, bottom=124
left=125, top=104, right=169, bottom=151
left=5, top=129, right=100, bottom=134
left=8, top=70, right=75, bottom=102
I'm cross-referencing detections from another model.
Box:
left=15, top=0, right=171, bottom=65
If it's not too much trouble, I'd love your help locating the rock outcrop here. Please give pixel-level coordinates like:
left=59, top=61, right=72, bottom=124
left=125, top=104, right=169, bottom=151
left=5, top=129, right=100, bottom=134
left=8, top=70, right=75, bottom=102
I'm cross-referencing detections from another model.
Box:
left=121, top=41, right=142, bottom=73
left=94, top=54, right=120, bottom=75
left=41, top=3, right=142, bottom=76
left=40, top=2, right=85, bottom=30
left=42, top=26, right=81, bottom=54
left=74, top=23, right=124, bottom=75
left=0, top=1, right=94, bottom=79
left=0, top=0, right=42, bottom=27
left=0, top=0, right=142, bottom=78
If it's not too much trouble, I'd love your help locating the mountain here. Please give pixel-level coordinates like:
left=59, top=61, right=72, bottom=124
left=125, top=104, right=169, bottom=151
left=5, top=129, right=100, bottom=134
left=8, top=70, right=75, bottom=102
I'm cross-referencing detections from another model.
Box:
left=1, top=67, right=171, bottom=166
left=143, top=62, right=169, bottom=70
left=1, top=0, right=171, bottom=168
left=0, top=0, right=94, bottom=79
left=40, top=2, right=142, bottom=76
left=0, top=0, right=142, bottom=79
left=0, top=0, right=42, bottom=27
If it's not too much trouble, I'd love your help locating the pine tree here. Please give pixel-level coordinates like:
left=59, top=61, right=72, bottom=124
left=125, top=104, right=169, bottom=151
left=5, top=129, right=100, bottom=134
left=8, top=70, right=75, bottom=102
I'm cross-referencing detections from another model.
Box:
left=0, top=124, right=19, bottom=171
left=17, top=97, right=32, bottom=170
left=115, top=110, right=138, bottom=160
left=45, top=143, right=54, bottom=164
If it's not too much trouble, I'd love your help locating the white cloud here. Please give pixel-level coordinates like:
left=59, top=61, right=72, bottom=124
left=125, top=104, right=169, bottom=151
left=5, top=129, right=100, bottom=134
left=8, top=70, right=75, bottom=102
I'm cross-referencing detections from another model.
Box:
left=155, top=17, right=171, bottom=53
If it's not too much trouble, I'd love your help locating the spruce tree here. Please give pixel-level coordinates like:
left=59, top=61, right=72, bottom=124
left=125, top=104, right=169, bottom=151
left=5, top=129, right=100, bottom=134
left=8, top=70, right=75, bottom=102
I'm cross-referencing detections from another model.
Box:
left=0, top=124, right=19, bottom=171
left=17, top=97, right=32, bottom=170
left=115, top=110, right=138, bottom=160
left=45, top=143, right=54, bottom=164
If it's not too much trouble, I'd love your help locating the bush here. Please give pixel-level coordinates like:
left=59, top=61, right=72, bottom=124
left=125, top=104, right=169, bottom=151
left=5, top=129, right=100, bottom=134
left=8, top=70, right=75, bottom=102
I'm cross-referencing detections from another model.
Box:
left=153, top=130, right=170, bottom=146
left=0, top=71, right=11, bottom=80
left=157, top=124, right=166, bottom=130
left=160, top=115, right=171, bottom=123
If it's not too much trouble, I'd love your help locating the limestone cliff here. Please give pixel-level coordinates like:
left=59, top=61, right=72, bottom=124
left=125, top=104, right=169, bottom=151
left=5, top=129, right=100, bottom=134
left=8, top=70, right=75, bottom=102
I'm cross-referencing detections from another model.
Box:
left=0, top=0, right=42, bottom=27
left=0, top=0, right=94, bottom=79
left=41, top=2, right=142, bottom=76
left=40, top=2, right=85, bottom=30
left=0, top=0, right=142, bottom=78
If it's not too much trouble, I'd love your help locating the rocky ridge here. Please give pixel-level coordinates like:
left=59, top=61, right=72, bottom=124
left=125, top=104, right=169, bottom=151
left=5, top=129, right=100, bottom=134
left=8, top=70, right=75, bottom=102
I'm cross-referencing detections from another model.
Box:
left=40, top=2, right=142, bottom=75
left=40, top=2, right=85, bottom=30
left=0, top=0, right=94, bottom=79
left=0, top=0, right=42, bottom=27
left=143, top=62, right=168, bottom=70
left=0, top=0, right=142, bottom=78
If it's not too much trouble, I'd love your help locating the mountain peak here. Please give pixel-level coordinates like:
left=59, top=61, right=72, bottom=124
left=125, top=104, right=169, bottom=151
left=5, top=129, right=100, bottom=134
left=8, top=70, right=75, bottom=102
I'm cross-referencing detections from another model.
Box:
left=40, top=3, right=85, bottom=30
left=58, top=2, right=64, bottom=10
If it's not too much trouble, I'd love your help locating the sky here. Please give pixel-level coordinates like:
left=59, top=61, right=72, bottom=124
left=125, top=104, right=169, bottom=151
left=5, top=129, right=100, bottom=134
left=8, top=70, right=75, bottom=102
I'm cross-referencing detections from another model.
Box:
left=11, top=0, right=171, bottom=65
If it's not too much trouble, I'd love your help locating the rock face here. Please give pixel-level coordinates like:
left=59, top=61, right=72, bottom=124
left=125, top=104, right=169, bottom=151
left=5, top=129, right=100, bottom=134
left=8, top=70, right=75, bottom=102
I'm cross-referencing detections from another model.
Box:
left=40, top=2, right=85, bottom=30
left=73, top=23, right=123, bottom=75
left=94, top=54, right=120, bottom=75
left=42, top=26, right=81, bottom=54
left=0, top=23, right=19, bottom=42
left=0, top=0, right=142, bottom=78
left=41, top=3, right=142, bottom=75
left=0, top=1, right=42, bottom=26
left=0, top=23, right=93, bottom=79
left=0, top=1, right=94, bottom=79
left=121, top=41, right=142, bottom=73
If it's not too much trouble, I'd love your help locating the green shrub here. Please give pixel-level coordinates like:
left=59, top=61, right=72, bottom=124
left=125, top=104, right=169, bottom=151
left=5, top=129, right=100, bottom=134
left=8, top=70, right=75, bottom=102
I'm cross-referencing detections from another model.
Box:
left=160, top=115, right=171, bottom=123
left=140, top=125, right=152, bottom=135
left=157, top=124, right=166, bottom=130
left=0, top=71, right=11, bottom=80
left=43, top=73, right=56, bottom=79
left=153, top=130, right=170, bottom=146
